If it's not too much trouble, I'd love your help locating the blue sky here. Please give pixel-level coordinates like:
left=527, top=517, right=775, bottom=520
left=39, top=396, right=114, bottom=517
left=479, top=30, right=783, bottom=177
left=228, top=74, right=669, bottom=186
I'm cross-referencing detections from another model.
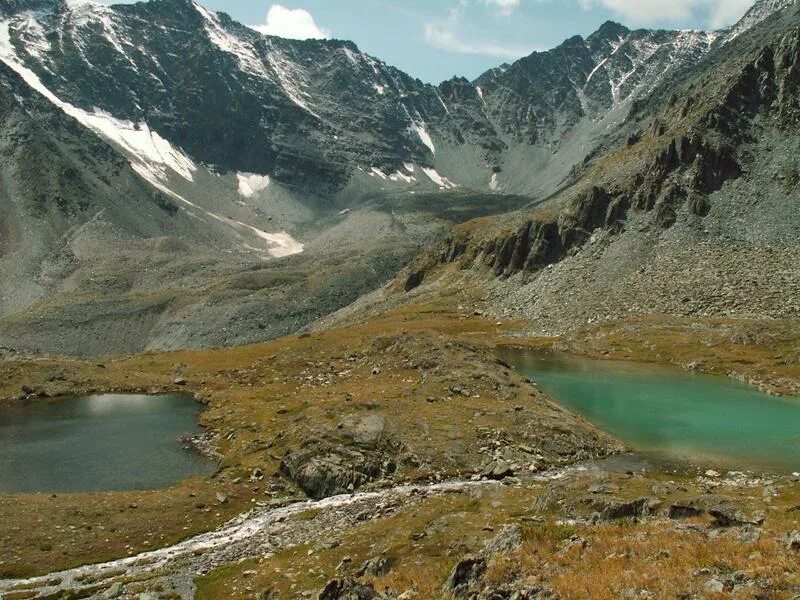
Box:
left=108, top=0, right=758, bottom=83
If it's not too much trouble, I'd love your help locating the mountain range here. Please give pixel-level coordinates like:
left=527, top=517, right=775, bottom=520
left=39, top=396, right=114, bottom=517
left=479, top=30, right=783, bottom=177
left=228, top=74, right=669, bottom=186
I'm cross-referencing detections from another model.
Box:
left=0, top=0, right=797, bottom=355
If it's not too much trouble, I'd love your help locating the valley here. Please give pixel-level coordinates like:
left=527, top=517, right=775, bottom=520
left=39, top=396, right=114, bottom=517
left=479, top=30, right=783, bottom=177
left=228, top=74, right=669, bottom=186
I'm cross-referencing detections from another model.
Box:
left=0, top=302, right=799, bottom=597
left=0, top=0, right=798, bottom=597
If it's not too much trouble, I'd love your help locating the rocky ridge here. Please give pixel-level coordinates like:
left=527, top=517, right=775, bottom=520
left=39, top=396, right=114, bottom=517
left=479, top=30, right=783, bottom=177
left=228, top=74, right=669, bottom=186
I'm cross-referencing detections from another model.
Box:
left=397, top=0, right=800, bottom=335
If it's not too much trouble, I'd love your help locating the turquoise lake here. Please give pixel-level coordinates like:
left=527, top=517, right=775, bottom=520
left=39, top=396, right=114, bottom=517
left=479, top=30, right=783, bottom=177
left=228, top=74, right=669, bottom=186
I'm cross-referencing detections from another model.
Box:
left=502, top=349, right=800, bottom=473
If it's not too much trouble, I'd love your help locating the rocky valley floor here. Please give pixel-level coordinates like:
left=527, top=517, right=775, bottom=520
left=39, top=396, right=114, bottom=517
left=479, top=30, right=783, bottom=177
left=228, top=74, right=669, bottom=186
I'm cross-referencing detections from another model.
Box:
left=0, top=301, right=798, bottom=599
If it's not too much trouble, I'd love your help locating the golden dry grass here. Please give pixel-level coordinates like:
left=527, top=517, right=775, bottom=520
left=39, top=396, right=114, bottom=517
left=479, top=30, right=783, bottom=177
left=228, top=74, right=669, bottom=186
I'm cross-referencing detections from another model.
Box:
left=0, top=304, right=533, bottom=577
left=197, top=469, right=800, bottom=599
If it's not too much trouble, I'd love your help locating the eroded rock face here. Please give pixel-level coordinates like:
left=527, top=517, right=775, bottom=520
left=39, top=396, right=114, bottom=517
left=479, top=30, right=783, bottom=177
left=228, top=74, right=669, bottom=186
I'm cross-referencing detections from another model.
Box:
left=280, top=438, right=397, bottom=500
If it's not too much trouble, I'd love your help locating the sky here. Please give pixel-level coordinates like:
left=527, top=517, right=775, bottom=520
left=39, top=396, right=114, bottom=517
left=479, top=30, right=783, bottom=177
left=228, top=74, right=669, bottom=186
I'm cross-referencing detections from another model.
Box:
left=105, top=0, right=759, bottom=83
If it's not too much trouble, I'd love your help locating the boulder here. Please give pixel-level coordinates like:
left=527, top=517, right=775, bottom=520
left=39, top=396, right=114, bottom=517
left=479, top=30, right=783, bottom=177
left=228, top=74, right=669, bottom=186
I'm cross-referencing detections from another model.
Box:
left=444, top=556, right=487, bottom=597
left=788, top=530, right=800, bottom=551
left=477, top=584, right=550, bottom=599
left=281, top=439, right=396, bottom=499
left=340, top=414, right=386, bottom=449
left=319, top=578, right=379, bottom=600
left=355, top=555, right=394, bottom=578
left=668, top=502, right=704, bottom=519
left=709, top=508, right=763, bottom=528
left=484, top=524, right=523, bottom=556
left=592, top=497, right=660, bottom=521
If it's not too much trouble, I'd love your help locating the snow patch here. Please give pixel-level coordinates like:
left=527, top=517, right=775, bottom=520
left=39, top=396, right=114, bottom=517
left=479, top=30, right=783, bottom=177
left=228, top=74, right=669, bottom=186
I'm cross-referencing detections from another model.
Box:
left=17, top=16, right=49, bottom=60
left=388, top=170, right=416, bottom=184
left=368, top=166, right=416, bottom=185
left=403, top=163, right=415, bottom=173
left=373, top=83, right=386, bottom=95
left=232, top=221, right=304, bottom=258
left=476, top=86, right=486, bottom=105
left=196, top=3, right=268, bottom=79
left=585, top=56, right=609, bottom=86
left=265, top=45, right=320, bottom=118
left=237, top=173, right=270, bottom=197
left=421, top=167, right=457, bottom=190
left=489, top=172, right=500, bottom=191
left=64, top=0, right=101, bottom=24
left=342, top=46, right=359, bottom=66
left=136, top=169, right=302, bottom=259
left=410, top=121, right=435, bottom=155
left=0, top=22, right=196, bottom=184
left=435, top=91, right=451, bottom=115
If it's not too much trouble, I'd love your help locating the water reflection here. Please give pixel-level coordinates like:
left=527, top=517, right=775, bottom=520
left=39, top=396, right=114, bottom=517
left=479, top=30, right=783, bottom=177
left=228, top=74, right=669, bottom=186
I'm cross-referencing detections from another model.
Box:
left=0, top=394, right=215, bottom=493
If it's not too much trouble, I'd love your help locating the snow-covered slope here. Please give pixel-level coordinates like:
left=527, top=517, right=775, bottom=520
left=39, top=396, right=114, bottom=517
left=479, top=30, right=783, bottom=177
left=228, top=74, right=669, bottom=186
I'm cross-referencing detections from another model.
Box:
left=0, top=0, right=794, bottom=202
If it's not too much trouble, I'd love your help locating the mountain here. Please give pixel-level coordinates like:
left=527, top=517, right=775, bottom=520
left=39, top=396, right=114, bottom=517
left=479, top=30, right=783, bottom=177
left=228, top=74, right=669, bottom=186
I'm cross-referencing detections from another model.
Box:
left=2, top=0, right=784, bottom=198
left=0, top=0, right=796, bottom=355
left=384, top=0, right=800, bottom=336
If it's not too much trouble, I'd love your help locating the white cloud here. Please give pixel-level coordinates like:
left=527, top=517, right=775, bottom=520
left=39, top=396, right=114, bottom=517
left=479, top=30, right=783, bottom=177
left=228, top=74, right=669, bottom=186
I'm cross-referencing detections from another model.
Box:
left=706, top=0, right=755, bottom=28
left=424, top=7, right=537, bottom=58
left=485, top=0, right=521, bottom=16
left=578, top=0, right=755, bottom=28
left=250, top=5, right=330, bottom=40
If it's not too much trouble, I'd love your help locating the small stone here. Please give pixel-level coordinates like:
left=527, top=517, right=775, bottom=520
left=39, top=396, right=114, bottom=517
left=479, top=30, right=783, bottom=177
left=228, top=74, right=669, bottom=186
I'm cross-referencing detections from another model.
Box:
left=788, top=530, right=800, bottom=551
left=480, top=460, right=515, bottom=480
left=704, top=579, right=725, bottom=594
left=173, top=377, right=187, bottom=386
left=215, top=492, right=229, bottom=504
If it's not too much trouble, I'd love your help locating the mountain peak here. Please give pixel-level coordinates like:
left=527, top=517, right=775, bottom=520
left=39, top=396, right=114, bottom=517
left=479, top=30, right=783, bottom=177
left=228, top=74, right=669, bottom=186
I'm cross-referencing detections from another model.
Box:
left=588, top=20, right=630, bottom=43
left=721, top=0, right=796, bottom=42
